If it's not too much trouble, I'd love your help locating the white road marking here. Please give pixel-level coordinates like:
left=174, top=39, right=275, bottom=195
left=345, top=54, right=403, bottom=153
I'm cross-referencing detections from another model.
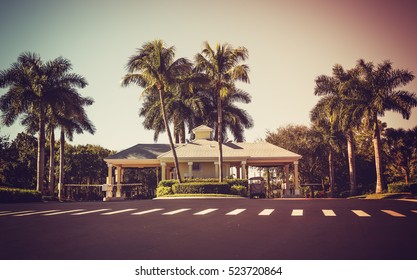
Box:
left=43, top=209, right=85, bottom=216
left=258, top=209, right=274, bottom=216
left=132, top=208, right=165, bottom=215
left=162, top=208, right=191, bottom=215
left=71, top=209, right=111, bottom=215
left=352, top=210, right=371, bottom=217
left=100, top=209, right=137, bottom=215
left=412, top=210, right=417, bottom=214
left=226, top=209, right=246, bottom=215
left=14, top=210, right=59, bottom=217
left=0, top=211, right=11, bottom=214
left=0, top=210, right=34, bottom=216
left=381, top=210, right=406, bottom=217
left=291, top=209, right=303, bottom=216
left=193, top=208, right=218, bottom=215
left=322, top=209, right=336, bottom=216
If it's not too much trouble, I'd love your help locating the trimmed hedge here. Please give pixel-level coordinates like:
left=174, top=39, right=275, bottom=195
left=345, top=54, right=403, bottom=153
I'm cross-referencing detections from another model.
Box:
left=0, top=187, right=42, bottom=203
left=388, top=182, right=417, bottom=194
left=158, top=179, right=178, bottom=188
left=172, top=182, right=230, bottom=194
left=156, top=186, right=174, bottom=197
left=230, top=185, right=247, bottom=196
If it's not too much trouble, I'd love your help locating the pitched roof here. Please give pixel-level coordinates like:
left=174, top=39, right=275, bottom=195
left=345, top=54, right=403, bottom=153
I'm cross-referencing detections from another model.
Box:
left=105, top=144, right=171, bottom=160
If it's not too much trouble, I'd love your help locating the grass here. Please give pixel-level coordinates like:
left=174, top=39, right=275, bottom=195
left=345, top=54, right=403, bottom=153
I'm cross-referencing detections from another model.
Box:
left=348, top=192, right=417, bottom=200
left=156, top=193, right=243, bottom=198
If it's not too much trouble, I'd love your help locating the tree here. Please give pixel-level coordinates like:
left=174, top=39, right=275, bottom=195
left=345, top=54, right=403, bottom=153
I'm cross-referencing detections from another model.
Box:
left=195, top=42, right=250, bottom=181
left=0, top=53, right=88, bottom=192
left=122, top=40, right=191, bottom=182
left=352, top=60, right=417, bottom=193
left=314, top=64, right=360, bottom=195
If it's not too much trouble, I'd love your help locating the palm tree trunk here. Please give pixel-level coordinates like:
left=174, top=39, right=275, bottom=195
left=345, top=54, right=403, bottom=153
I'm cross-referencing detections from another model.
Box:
left=158, top=88, right=182, bottom=182
left=373, top=118, right=384, bottom=194
left=48, top=129, right=55, bottom=195
left=180, top=121, right=186, bottom=144
left=346, top=130, right=357, bottom=195
left=328, top=148, right=334, bottom=197
left=37, top=112, right=45, bottom=193
left=58, top=129, right=65, bottom=200
left=217, top=90, right=223, bottom=182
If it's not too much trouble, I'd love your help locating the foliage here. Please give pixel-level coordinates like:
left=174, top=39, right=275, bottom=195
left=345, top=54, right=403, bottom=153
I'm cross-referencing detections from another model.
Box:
left=230, top=185, right=247, bottom=196
left=156, top=186, right=174, bottom=197
left=387, top=182, right=411, bottom=193
left=158, top=179, right=179, bottom=188
left=172, top=182, right=230, bottom=194
left=0, top=187, right=42, bottom=203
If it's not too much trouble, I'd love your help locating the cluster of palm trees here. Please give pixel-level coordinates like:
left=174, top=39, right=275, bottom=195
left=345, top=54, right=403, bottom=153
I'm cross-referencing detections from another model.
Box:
left=312, top=59, right=417, bottom=195
left=122, top=40, right=252, bottom=183
left=0, top=52, right=95, bottom=197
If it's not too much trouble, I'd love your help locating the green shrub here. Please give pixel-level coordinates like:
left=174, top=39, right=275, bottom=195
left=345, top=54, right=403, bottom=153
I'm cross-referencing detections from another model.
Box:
left=230, top=185, right=247, bottom=196
left=388, top=182, right=411, bottom=193
left=158, top=179, right=178, bottom=188
left=172, top=182, right=230, bottom=194
left=0, top=187, right=42, bottom=203
left=156, top=186, right=174, bottom=197
left=225, top=179, right=248, bottom=188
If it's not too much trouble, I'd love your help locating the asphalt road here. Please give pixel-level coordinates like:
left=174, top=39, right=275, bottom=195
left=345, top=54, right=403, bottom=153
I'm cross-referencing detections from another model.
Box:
left=1, top=198, right=416, bottom=260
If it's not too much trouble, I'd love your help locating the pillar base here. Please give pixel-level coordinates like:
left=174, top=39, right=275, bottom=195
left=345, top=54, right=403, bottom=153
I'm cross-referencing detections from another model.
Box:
left=103, top=197, right=126, bottom=202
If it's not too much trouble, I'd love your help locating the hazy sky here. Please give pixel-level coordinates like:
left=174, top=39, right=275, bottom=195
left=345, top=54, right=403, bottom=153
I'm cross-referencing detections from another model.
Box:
left=1, top=0, right=417, bottom=151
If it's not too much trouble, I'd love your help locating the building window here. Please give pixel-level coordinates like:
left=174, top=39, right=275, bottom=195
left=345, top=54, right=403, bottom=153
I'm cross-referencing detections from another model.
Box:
left=192, top=163, right=200, bottom=171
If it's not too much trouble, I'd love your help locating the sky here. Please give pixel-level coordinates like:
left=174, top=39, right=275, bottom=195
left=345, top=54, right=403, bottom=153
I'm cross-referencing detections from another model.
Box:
left=1, top=0, right=417, bottom=151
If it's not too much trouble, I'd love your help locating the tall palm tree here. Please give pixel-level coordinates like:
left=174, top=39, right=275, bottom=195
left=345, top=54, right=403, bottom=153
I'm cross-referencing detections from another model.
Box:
left=314, top=64, right=361, bottom=195
left=0, top=53, right=88, bottom=192
left=122, top=40, right=192, bottom=182
left=352, top=59, right=417, bottom=193
left=195, top=42, right=250, bottom=181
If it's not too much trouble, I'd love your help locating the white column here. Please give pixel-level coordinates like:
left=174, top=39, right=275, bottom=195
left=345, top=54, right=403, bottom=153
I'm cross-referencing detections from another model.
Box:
left=106, top=164, right=113, bottom=198
left=116, top=166, right=122, bottom=197
left=241, top=161, right=247, bottom=179
left=188, top=162, right=193, bottom=179
left=161, top=162, right=166, bottom=180
left=294, top=161, right=300, bottom=195
left=284, top=164, right=290, bottom=191
left=214, top=161, right=219, bottom=179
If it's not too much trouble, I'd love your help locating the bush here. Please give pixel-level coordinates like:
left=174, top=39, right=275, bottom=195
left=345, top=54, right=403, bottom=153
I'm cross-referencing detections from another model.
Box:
left=225, top=179, right=248, bottom=188
left=0, top=187, right=42, bottom=203
left=411, top=183, right=417, bottom=195
left=156, top=186, right=174, bottom=197
left=230, top=185, right=247, bottom=196
left=388, top=182, right=411, bottom=193
left=158, top=179, right=178, bottom=188
left=314, top=190, right=327, bottom=198
left=172, top=182, right=230, bottom=194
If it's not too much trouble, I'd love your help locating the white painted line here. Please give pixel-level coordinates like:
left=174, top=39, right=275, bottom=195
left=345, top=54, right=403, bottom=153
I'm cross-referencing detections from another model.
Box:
left=258, top=209, right=274, bottom=216
left=226, top=209, right=246, bottom=215
left=71, top=209, right=111, bottom=215
left=322, top=209, right=336, bottom=216
left=381, top=210, right=406, bottom=217
left=162, top=208, right=191, bottom=215
left=100, top=208, right=137, bottom=215
left=0, top=210, right=34, bottom=216
left=0, top=211, right=11, bottom=214
left=412, top=210, right=417, bottom=214
left=43, top=209, right=85, bottom=216
left=14, top=210, right=59, bottom=217
left=132, top=208, right=164, bottom=215
left=193, top=208, right=218, bottom=215
left=352, top=210, right=371, bottom=217
left=291, top=209, right=303, bottom=216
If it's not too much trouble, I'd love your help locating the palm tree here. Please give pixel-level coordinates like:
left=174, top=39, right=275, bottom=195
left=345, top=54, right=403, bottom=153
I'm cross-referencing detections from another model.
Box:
left=195, top=42, right=250, bottom=181
left=314, top=64, right=361, bottom=195
left=0, top=53, right=88, bottom=192
left=122, top=40, right=192, bottom=182
left=352, top=59, right=417, bottom=193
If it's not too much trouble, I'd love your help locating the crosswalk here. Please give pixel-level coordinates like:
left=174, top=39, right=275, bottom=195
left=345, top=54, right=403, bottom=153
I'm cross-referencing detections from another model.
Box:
left=0, top=208, right=416, bottom=218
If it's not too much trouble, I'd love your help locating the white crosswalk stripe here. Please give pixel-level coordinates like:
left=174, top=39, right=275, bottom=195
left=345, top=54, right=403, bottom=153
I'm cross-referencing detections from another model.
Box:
left=0, top=210, right=34, bottom=216
left=0, top=211, right=11, bottom=214
left=193, top=208, right=218, bottom=215
left=352, top=210, right=371, bottom=217
left=322, top=209, right=336, bottom=216
left=291, top=209, right=303, bottom=216
left=226, top=209, right=246, bottom=215
left=258, top=209, right=274, bottom=216
left=132, top=208, right=164, bottom=215
left=14, top=210, right=59, bottom=217
left=71, top=209, right=111, bottom=215
left=381, top=210, right=406, bottom=217
left=100, top=209, right=137, bottom=215
left=162, top=208, right=191, bottom=215
left=43, top=209, right=85, bottom=216
left=412, top=210, right=417, bottom=214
